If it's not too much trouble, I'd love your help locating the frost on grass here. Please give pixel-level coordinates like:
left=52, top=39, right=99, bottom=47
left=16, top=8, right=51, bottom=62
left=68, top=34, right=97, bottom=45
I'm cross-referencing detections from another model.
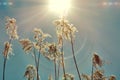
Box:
left=2, top=17, right=19, bottom=59
left=19, top=28, right=52, bottom=58
left=19, top=28, right=52, bottom=80
left=2, top=17, right=19, bottom=80
left=33, top=28, right=51, bottom=54
left=53, top=17, right=78, bottom=47
left=33, top=28, right=51, bottom=42
left=24, top=65, right=37, bottom=80
left=5, top=17, right=19, bottom=39
left=53, top=17, right=81, bottom=80
left=43, top=42, right=63, bottom=63
left=0, top=16, right=116, bottom=80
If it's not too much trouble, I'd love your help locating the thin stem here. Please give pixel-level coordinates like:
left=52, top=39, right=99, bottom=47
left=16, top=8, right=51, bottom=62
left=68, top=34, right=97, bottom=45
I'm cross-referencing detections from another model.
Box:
left=70, top=33, right=81, bottom=80
left=36, top=51, right=41, bottom=80
left=3, top=39, right=12, bottom=80
left=37, top=51, right=41, bottom=69
left=36, top=70, right=39, bottom=80
left=3, top=57, right=7, bottom=80
left=57, top=60, right=60, bottom=80
left=60, top=32, right=67, bottom=80
left=33, top=48, right=37, bottom=67
left=36, top=43, right=42, bottom=80
left=33, top=48, right=39, bottom=80
left=61, top=39, right=67, bottom=79
left=54, top=58, right=57, bottom=80
left=91, top=61, right=94, bottom=80
left=61, top=53, right=66, bottom=79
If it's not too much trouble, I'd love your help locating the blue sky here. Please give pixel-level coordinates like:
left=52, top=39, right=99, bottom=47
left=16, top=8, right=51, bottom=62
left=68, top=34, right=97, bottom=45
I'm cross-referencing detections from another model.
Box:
left=0, top=0, right=120, bottom=80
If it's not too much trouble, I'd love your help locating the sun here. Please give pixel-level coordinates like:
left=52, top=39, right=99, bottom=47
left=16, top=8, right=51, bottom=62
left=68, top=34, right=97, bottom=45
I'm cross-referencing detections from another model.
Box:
left=49, top=0, right=71, bottom=16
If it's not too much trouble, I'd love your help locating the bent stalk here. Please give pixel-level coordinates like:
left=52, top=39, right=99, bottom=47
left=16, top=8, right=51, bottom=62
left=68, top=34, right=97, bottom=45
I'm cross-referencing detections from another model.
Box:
left=70, top=33, right=81, bottom=80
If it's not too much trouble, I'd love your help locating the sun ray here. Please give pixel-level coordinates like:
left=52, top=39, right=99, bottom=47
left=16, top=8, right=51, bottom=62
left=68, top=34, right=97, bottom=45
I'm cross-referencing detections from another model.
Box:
left=49, top=0, right=71, bottom=16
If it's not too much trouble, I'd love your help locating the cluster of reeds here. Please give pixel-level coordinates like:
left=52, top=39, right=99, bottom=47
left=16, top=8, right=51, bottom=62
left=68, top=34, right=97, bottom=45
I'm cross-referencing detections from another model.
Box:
left=1, top=17, right=116, bottom=80
left=81, top=52, right=116, bottom=80
left=2, top=17, right=19, bottom=80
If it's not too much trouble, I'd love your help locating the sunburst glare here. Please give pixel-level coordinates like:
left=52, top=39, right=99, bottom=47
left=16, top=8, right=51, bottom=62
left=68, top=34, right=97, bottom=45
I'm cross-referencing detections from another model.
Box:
left=49, top=0, right=71, bottom=16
